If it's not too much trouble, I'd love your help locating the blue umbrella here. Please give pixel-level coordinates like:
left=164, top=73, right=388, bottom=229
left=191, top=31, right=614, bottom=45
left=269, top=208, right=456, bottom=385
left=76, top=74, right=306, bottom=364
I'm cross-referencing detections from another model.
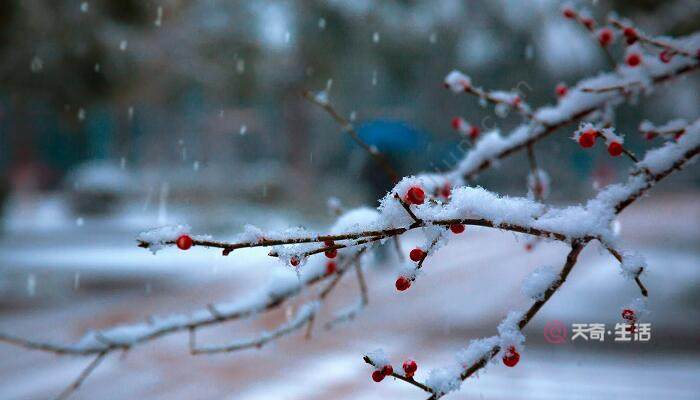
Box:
left=354, top=119, right=429, bottom=153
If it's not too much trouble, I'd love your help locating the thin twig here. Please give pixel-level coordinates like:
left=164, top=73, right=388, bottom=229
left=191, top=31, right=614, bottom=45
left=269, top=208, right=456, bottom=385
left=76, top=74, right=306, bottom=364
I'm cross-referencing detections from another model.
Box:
left=609, top=18, right=695, bottom=58
left=364, top=355, right=434, bottom=394
left=55, top=351, right=108, bottom=400
left=302, top=90, right=400, bottom=183
left=393, top=193, right=422, bottom=224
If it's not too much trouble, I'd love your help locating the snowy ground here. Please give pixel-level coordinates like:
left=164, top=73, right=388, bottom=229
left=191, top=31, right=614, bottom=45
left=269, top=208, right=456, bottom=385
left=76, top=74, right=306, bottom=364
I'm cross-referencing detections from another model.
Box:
left=0, top=193, right=698, bottom=399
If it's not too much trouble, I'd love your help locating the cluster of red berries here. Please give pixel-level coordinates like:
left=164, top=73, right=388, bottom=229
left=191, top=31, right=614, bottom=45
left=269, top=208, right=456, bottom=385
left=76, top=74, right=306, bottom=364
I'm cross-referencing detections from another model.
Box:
left=623, top=27, right=638, bottom=45
left=176, top=235, right=193, bottom=250
left=371, top=364, right=394, bottom=382
left=451, top=117, right=480, bottom=139
left=502, top=346, right=520, bottom=367
left=561, top=7, right=593, bottom=30
left=622, top=308, right=637, bottom=333
left=403, top=359, right=418, bottom=378
left=372, top=360, right=419, bottom=382
left=578, top=128, right=624, bottom=157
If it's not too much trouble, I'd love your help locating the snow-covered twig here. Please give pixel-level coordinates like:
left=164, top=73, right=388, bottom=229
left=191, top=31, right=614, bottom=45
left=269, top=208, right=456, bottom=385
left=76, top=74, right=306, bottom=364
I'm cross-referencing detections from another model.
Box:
left=444, top=71, right=535, bottom=120
left=609, top=17, right=697, bottom=59
left=190, top=302, right=319, bottom=354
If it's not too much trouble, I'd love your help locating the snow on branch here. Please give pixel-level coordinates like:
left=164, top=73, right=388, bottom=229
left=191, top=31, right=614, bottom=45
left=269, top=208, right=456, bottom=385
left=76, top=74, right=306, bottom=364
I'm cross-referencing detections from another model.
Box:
left=443, top=31, right=699, bottom=182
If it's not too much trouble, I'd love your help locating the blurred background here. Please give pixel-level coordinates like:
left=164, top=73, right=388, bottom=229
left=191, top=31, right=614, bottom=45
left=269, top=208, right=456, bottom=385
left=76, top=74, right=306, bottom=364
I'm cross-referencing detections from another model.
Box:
left=0, top=0, right=698, bottom=399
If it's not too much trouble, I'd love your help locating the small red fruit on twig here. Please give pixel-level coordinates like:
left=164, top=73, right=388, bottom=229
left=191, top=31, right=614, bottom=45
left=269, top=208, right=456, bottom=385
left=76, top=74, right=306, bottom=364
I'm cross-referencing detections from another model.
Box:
left=555, top=83, right=568, bottom=97
left=403, top=360, right=418, bottom=378
left=468, top=125, right=480, bottom=139
left=290, top=256, right=300, bottom=267
left=578, top=130, right=596, bottom=148
left=562, top=8, right=576, bottom=19
left=502, top=346, right=520, bottom=367
left=176, top=235, right=193, bottom=250
left=659, top=50, right=673, bottom=63
left=440, top=183, right=452, bottom=198
left=608, top=141, right=623, bottom=157
left=325, top=248, right=338, bottom=259
left=372, top=370, right=385, bottom=382
left=409, top=248, right=425, bottom=262
left=450, top=224, right=465, bottom=234
left=325, top=261, right=336, bottom=276
left=451, top=117, right=463, bottom=131
left=395, top=276, right=411, bottom=291
left=582, top=17, right=595, bottom=30
left=381, top=365, right=394, bottom=376
left=598, top=28, right=614, bottom=46
left=405, top=186, right=425, bottom=205
left=623, top=27, right=638, bottom=44
left=622, top=309, right=635, bottom=321
left=626, top=53, right=642, bottom=67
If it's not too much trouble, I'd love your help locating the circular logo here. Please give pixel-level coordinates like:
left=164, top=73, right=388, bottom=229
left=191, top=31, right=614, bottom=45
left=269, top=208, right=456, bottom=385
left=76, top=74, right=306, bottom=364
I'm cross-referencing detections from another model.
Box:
left=543, top=320, right=568, bottom=344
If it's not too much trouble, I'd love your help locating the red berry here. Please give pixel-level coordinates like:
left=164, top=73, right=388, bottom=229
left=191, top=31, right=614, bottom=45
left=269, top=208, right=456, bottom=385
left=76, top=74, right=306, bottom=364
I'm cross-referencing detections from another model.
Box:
left=451, top=117, right=463, bottom=131
left=626, top=53, right=642, bottom=67
left=468, top=125, right=480, bottom=139
left=395, top=276, right=411, bottom=291
left=555, top=83, right=568, bottom=97
left=578, top=131, right=596, bottom=148
left=659, top=50, right=673, bottom=63
left=372, top=370, right=385, bottom=382
left=325, top=248, right=338, bottom=259
left=622, top=309, right=635, bottom=320
left=644, top=132, right=656, bottom=141
left=381, top=365, right=394, bottom=376
left=176, top=235, right=193, bottom=250
left=405, top=186, right=425, bottom=205
left=290, top=256, right=300, bottom=267
left=608, top=141, right=623, bottom=157
left=409, top=248, right=425, bottom=262
left=450, top=224, right=465, bottom=234
left=623, top=27, right=637, bottom=40
left=403, top=360, right=418, bottom=376
left=440, top=183, right=452, bottom=198
left=512, top=96, right=521, bottom=107
left=582, top=17, right=595, bottom=30
left=562, top=8, right=576, bottom=19
left=502, top=346, right=520, bottom=367
left=323, top=239, right=334, bottom=247
left=598, top=28, right=614, bottom=46
left=325, top=261, right=337, bottom=276
left=525, top=243, right=533, bottom=251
